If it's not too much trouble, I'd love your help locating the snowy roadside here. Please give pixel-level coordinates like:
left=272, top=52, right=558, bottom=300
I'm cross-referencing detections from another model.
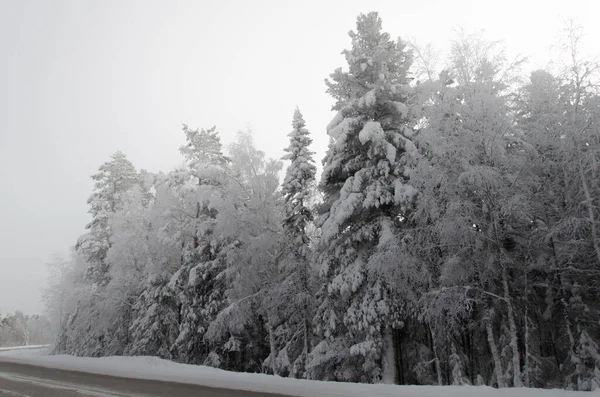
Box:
left=0, top=353, right=594, bottom=397
left=0, top=344, right=52, bottom=353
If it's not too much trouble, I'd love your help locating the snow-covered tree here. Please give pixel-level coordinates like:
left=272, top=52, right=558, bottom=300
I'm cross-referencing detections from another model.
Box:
left=76, top=151, right=139, bottom=286
left=270, top=108, right=318, bottom=377
left=0, top=312, right=51, bottom=347
left=169, top=125, right=231, bottom=364
left=568, top=330, right=600, bottom=390
left=206, top=130, right=283, bottom=373
left=55, top=251, right=109, bottom=356
left=449, top=343, right=471, bottom=385
left=61, top=152, right=151, bottom=356
left=40, top=14, right=600, bottom=391
left=127, top=273, right=179, bottom=358
left=122, top=173, right=184, bottom=358
left=310, top=12, right=416, bottom=383
left=407, top=31, right=532, bottom=387
left=43, top=252, right=73, bottom=351
left=516, top=23, right=600, bottom=389
left=281, top=108, right=316, bottom=245
left=100, top=184, right=158, bottom=356
left=0, top=312, right=28, bottom=347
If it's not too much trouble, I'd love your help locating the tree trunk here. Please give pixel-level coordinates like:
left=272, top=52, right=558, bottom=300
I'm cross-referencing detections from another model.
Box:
left=465, top=328, right=474, bottom=384
left=395, top=329, right=405, bottom=385
left=267, top=316, right=278, bottom=376
left=486, top=313, right=506, bottom=388
left=524, top=306, right=530, bottom=387
left=523, top=270, right=531, bottom=387
left=300, top=261, right=311, bottom=373
left=561, top=297, right=575, bottom=347
left=429, top=324, right=443, bottom=385
left=382, top=326, right=396, bottom=384
left=302, top=307, right=310, bottom=361
left=578, top=160, right=600, bottom=267
left=502, top=267, right=524, bottom=387
left=446, top=335, right=451, bottom=385
left=193, top=202, right=201, bottom=249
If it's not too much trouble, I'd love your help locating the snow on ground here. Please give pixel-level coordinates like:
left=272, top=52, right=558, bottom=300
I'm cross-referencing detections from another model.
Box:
left=0, top=352, right=595, bottom=397
left=0, top=345, right=52, bottom=355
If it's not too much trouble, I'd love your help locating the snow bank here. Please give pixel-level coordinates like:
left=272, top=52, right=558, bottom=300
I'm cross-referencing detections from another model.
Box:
left=0, top=353, right=593, bottom=397
left=0, top=345, right=52, bottom=354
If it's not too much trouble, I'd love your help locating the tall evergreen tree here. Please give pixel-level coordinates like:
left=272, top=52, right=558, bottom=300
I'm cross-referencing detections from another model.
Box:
left=274, top=108, right=317, bottom=377
left=76, top=151, right=138, bottom=286
left=309, top=12, right=416, bottom=383
left=171, top=125, right=231, bottom=364
left=281, top=108, right=316, bottom=242
left=127, top=273, right=179, bottom=358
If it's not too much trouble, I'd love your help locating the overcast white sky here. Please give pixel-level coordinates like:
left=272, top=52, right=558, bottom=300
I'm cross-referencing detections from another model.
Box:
left=1, top=0, right=598, bottom=315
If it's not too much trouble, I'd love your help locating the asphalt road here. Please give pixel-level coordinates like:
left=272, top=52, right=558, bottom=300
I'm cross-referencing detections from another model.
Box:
left=0, top=361, right=292, bottom=397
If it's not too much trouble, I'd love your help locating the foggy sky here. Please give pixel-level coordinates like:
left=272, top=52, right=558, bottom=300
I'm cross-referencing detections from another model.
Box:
left=1, top=0, right=598, bottom=315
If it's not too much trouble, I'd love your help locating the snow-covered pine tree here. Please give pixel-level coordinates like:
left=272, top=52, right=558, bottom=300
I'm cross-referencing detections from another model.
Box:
left=205, top=130, right=283, bottom=373
left=281, top=108, right=316, bottom=242
left=76, top=151, right=138, bottom=286
left=309, top=12, right=416, bottom=383
left=274, top=108, right=317, bottom=377
left=170, top=125, right=231, bottom=364
left=62, top=152, right=145, bottom=357
left=124, top=171, right=188, bottom=358
left=127, top=273, right=179, bottom=358
left=179, top=124, right=229, bottom=186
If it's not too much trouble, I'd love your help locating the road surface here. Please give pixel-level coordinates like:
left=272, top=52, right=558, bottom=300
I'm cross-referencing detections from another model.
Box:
left=0, top=361, right=293, bottom=397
